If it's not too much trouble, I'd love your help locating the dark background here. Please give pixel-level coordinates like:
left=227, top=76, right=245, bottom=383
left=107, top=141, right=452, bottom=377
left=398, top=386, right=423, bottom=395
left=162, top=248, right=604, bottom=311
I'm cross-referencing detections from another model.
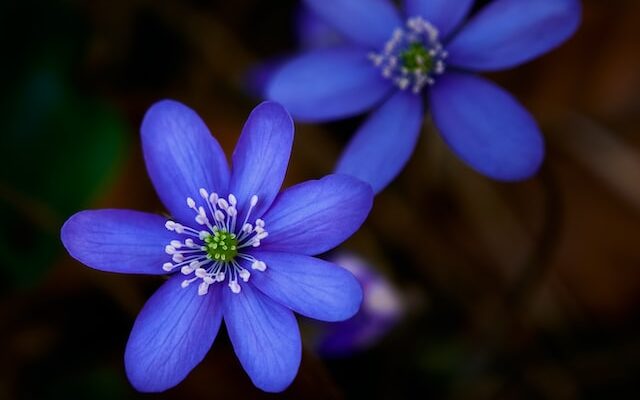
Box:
left=1, top=0, right=640, bottom=399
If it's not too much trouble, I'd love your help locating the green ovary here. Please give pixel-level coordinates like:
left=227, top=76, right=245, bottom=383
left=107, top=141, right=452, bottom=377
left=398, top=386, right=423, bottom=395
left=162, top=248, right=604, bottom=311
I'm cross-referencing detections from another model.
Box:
left=204, top=230, right=238, bottom=262
left=400, top=42, right=433, bottom=74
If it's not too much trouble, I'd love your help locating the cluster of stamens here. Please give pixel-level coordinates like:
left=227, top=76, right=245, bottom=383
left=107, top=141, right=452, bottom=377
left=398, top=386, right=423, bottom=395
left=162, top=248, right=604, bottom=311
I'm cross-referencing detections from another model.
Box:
left=368, top=16, right=447, bottom=94
left=163, top=188, right=268, bottom=295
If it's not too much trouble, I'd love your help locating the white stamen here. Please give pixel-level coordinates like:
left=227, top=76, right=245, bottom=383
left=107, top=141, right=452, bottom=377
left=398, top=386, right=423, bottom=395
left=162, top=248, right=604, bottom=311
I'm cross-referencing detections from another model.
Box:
left=229, top=280, right=241, bottom=294
left=198, top=281, right=210, bottom=295
left=370, top=16, right=446, bottom=93
left=251, top=260, right=267, bottom=271
left=215, top=210, right=225, bottom=222
left=217, top=198, right=229, bottom=210
left=181, top=265, right=194, bottom=275
left=239, top=268, right=251, bottom=282
left=164, top=190, right=269, bottom=296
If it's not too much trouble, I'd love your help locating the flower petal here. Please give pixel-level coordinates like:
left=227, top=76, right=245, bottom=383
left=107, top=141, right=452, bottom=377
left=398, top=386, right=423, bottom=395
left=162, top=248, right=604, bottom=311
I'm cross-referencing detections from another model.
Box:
left=446, top=0, right=581, bottom=71
left=125, top=276, right=223, bottom=392
left=260, top=174, right=373, bottom=256
left=302, top=0, right=402, bottom=49
left=61, top=209, right=176, bottom=275
left=141, top=99, right=230, bottom=225
left=429, top=73, right=544, bottom=181
left=223, top=283, right=301, bottom=392
left=335, top=90, right=423, bottom=194
left=403, top=0, right=474, bottom=38
left=266, top=47, right=394, bottom=122
left=228, top=102, right=294, bottom=219
left=296, top=5, right=343, bottom=50
left=250, top=251, right=363, bottom=322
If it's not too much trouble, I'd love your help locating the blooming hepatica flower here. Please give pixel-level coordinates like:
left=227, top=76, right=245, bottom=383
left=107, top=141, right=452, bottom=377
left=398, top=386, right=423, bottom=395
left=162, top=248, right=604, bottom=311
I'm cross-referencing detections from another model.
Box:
left=266, top=0, right=581, bottom=192
left=314, top=252, right=404, bottom=357
left=60, top=100, right=373, bottom=392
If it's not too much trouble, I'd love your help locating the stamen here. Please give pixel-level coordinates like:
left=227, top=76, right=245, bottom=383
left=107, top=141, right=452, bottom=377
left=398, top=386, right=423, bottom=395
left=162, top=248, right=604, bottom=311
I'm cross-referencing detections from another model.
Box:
left=164, top=190, right=269, bottom=296
left=370, top=16, right=447, bottom=94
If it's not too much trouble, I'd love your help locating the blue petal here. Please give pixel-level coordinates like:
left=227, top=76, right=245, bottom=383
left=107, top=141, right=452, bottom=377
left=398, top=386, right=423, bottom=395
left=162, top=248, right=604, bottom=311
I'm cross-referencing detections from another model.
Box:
left=260, top=174, right=374, bottom=256
left=447, top=0, right=581, bottom=71
left=125, top=276, right=223, bottom=392
left=61, top=210, right=177, bottom=275
left=250, top=251, right=363, bottom=322
left=335, top=90, right=423, bottom=193
left=429, top=73, right=544, bottom=181
left=302, top=0, right=402, bottom=49
left=266, top=47, right=394, bottom=122
left=403, top=0, right=474, bottom=38
left=223, top=283, right=301, bottom=392
left=141, top=100, right=230, bottom=225
left=228, top=102, right=293, bottom=219
left=296, top=5, right=344, bottom=50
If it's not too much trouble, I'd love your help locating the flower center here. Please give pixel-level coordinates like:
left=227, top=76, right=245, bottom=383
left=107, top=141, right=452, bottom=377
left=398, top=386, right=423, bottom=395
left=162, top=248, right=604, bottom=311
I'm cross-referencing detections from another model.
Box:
left=400, top=42, right=433, bottom=75
left=204, top=230, right=238, bottom=261
left=163, top=189, right=268, bottom=296
left=369, top=16, right=447, bottom=94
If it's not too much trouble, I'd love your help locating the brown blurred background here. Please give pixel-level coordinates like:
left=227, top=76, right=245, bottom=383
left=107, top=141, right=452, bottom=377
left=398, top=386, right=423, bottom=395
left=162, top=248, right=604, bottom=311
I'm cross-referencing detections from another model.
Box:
left=1, top=0, right=640, bottom=399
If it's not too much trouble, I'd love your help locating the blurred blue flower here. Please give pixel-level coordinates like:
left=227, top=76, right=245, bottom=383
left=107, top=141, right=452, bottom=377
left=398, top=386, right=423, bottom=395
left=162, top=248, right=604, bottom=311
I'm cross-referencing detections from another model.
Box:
left=314, top=252, right=404, bottom=357
left=266, top=0, right=581, bottom=192
left=61, top=100, right=373, bottom=392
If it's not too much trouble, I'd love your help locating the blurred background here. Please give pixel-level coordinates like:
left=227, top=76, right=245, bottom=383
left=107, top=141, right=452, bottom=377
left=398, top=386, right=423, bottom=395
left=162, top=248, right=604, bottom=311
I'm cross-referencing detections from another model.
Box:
left=1, top=0, right=640, bottom=398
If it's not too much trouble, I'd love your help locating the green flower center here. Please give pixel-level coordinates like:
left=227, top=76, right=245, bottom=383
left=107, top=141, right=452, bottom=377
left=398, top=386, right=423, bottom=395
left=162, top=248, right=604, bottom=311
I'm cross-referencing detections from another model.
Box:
left=400, top=42, right=433, bottom=74
left=204, top=230, right=238, bottom=262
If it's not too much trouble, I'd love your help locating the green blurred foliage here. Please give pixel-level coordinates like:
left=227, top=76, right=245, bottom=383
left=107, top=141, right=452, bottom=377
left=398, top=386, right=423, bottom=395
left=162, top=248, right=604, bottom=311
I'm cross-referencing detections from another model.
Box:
left=0, top=1, right=127, bottom=289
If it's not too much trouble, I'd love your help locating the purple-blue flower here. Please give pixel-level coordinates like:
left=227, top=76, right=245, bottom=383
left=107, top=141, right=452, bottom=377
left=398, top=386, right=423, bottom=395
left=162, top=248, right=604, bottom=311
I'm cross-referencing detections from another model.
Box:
left=313, top=252, right=404, bottom=357
left=60, top=100, right=373, bottom=392
left=266, top=0, right=582, bottom=192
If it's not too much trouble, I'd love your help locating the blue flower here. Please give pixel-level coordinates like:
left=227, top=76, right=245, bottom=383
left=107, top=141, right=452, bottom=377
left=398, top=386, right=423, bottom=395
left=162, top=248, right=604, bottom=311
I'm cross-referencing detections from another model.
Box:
left=313, top=252, right=404, bottom=357
left=60, top=100, right=373, bottom=392
left=266, top=0, right=581, bottom=192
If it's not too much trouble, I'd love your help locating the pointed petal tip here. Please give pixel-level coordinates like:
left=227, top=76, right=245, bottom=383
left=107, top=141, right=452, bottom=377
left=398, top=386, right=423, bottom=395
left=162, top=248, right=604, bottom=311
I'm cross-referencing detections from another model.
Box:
left=250, top=101, right=295, bottom=130
left=60, top=209, right=176, bottom=275
left=260, top=173, right=374, bottom=255
left=429, top=73, right=546, bottom=182
left=229, top=100, right=295, bottom=218
left=250, top=252, right=365, bottom=322
left=142, top=98, right=189, bottom=122
left=223, top=285, right=301, bottom=393
left=125, top=278, right=223, bottom=393
left=447, top=0, right=582, bottom=71
left=140, top=98, right=230, bottom=224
